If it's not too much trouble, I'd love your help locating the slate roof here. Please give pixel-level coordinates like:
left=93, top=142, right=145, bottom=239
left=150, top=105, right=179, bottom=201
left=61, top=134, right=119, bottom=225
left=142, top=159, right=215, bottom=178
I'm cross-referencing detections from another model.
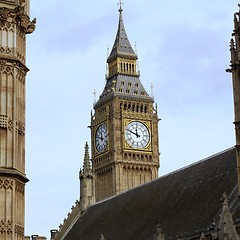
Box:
left=95, top=74, right=153, bottom=108
left=107, top=8, right=137, bottom=63
left=64, top=147, right=240, bottom=240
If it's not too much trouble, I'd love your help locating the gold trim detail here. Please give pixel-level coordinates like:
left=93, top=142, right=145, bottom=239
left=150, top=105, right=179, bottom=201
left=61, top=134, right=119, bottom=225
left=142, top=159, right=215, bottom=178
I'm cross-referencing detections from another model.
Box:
left=123, top=119, right=151, bottom=151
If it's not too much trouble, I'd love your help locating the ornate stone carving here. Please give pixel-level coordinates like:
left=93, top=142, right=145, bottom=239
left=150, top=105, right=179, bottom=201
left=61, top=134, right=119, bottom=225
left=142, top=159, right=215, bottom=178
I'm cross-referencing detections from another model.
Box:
left=17, top=121, right=25, bottom=135
left=17, top=70, right=26, bottom=84
left=0, top=220, right=13, bottom=235
left=0, top=8, right=10, bottom=22
left=14, top=60, right=28, bottom=76
left=0, top=115, right=14, bottom=131
left=0, top=115, right=8, bottom=129
left=14, top=224, right=24, bottom=236
left=0, top=60, right=6, bottom=65
left=0, top=21, right=14, bottom=31
left=0, top=178, right=14, bottom=190
left=0, top=64, right=14, bottom=75
left=0, top=47, right=14, bottom=55
left=8, top=118, right=13, bottom=131
left=15, top=181, right=24, bottom=195
left=16, top=6, right=36, bottom=34
left=0, top=61, right=27, bottom=81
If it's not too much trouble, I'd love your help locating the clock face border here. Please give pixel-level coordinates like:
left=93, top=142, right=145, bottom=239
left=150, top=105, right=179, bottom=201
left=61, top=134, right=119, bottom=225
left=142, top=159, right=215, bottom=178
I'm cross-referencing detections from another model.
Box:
left=95, top=123, right=108, bottom=154
left=124, top=119, right=151, bottom=150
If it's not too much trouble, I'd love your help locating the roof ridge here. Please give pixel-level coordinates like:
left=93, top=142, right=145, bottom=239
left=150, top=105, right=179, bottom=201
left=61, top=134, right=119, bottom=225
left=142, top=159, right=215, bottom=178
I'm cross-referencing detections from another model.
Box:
left=158, top=146, right=235, bottom=179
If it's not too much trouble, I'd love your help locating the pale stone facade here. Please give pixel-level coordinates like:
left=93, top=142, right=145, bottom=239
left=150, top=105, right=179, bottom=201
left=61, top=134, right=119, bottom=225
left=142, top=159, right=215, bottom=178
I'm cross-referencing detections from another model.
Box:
left=0, top=1, right=35, bottom=240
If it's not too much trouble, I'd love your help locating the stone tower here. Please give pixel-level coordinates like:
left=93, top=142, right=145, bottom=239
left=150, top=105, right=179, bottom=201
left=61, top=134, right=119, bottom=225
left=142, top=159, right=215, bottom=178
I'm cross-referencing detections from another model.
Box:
left=90, top=4, right=159, bottom=201
left=0, top=1, right=35, bottom=240
left=228, top=7, right=240, bottom=194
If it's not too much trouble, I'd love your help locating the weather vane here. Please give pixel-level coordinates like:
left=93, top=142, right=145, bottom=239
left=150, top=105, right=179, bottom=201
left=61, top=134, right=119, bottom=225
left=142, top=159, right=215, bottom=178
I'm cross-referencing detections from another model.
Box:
left=118, top=0, right=124, bottom=11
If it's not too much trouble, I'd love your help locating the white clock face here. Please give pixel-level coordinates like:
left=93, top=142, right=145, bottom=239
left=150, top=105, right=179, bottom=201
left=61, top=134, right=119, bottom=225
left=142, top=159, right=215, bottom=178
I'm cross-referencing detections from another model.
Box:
left=95, top=124, right=108, bottom=153
left=125, top=121, right=150, bottom=149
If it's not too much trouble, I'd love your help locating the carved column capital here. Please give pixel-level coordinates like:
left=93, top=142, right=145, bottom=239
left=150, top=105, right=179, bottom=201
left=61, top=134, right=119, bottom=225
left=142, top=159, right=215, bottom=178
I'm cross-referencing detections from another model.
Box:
left=15, top=6, right=36, bottom=34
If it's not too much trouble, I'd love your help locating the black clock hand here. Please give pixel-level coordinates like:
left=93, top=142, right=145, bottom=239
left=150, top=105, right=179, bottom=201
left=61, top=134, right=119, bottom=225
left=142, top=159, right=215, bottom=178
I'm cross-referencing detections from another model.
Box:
left=135, top=129, right=140, bottom=138
left=96, top=135, right=103, bottom=140
left=126, top=128, right=140, bottom=138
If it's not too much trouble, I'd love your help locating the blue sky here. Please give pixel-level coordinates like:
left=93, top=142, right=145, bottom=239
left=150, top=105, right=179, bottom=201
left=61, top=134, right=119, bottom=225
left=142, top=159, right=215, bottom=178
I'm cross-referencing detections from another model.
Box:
left=25, top=1, right=238, bottom=238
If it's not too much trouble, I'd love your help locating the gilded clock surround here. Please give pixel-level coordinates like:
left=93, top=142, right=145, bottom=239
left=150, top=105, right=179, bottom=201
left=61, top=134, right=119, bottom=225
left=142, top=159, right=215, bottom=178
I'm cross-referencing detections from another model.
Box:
left=124, top=119, right=151, bottom=151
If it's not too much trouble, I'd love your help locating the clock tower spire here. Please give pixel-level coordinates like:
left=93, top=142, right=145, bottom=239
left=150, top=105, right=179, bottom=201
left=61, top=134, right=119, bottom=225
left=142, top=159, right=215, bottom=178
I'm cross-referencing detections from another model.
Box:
left=91, top=5, right=160, bottom=201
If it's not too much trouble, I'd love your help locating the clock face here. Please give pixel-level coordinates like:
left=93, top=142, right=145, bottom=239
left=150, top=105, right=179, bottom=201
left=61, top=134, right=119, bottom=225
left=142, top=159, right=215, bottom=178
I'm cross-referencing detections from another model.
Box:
left=95, top=123, right=108, bottom=153
left=125, top=121, right=150, bottom=149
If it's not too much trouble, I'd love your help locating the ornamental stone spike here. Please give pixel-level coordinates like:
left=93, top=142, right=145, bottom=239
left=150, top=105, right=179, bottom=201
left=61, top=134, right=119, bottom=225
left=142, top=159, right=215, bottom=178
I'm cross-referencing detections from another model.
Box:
left=228, top=5, right=240, bottom=195
left=219, top=193, right=239, bottom=240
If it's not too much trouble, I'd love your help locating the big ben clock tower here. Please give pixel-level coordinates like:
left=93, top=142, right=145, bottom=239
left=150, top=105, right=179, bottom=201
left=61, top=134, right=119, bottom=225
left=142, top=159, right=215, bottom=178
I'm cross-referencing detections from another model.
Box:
left=91, top=4, right=159, bottom=201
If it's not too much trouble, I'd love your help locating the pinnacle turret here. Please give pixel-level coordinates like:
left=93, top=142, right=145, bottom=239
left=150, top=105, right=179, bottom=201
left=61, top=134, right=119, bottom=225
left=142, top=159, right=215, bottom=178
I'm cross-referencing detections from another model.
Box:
left=79, top=142, right=92, bottom=178
left=79, top=142, right=95, bottom=211
left=219, top=193, right=239, bottom=240
left=228, top=5, right=240, bottom=195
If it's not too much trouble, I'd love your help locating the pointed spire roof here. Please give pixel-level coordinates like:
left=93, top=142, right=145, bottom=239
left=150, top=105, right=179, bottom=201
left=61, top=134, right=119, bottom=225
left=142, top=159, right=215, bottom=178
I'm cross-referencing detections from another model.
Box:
left=219, top=193, right=239, bottom=240
left=154, top=223, right=165, bottom=240
left=107, top=5, right=137, bottom=63
left=94, top=3, right=154, bottom=108
left=80, top=142, right=92, bottom=178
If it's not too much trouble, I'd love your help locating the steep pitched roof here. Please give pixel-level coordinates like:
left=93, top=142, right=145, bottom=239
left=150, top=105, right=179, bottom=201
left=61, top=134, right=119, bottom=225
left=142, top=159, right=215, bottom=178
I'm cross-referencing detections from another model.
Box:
left=64, top=147, right=240, bottom=240
left=94, top=7, right=153, bottom=108
left=95, top=74, right=153, bottom=108
left=107, top=7, right=137, bottom=63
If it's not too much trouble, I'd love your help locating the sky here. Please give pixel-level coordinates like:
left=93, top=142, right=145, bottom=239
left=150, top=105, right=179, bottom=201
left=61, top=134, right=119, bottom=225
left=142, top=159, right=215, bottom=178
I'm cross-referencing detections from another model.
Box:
left=25, top=0, right=239, bottom=238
